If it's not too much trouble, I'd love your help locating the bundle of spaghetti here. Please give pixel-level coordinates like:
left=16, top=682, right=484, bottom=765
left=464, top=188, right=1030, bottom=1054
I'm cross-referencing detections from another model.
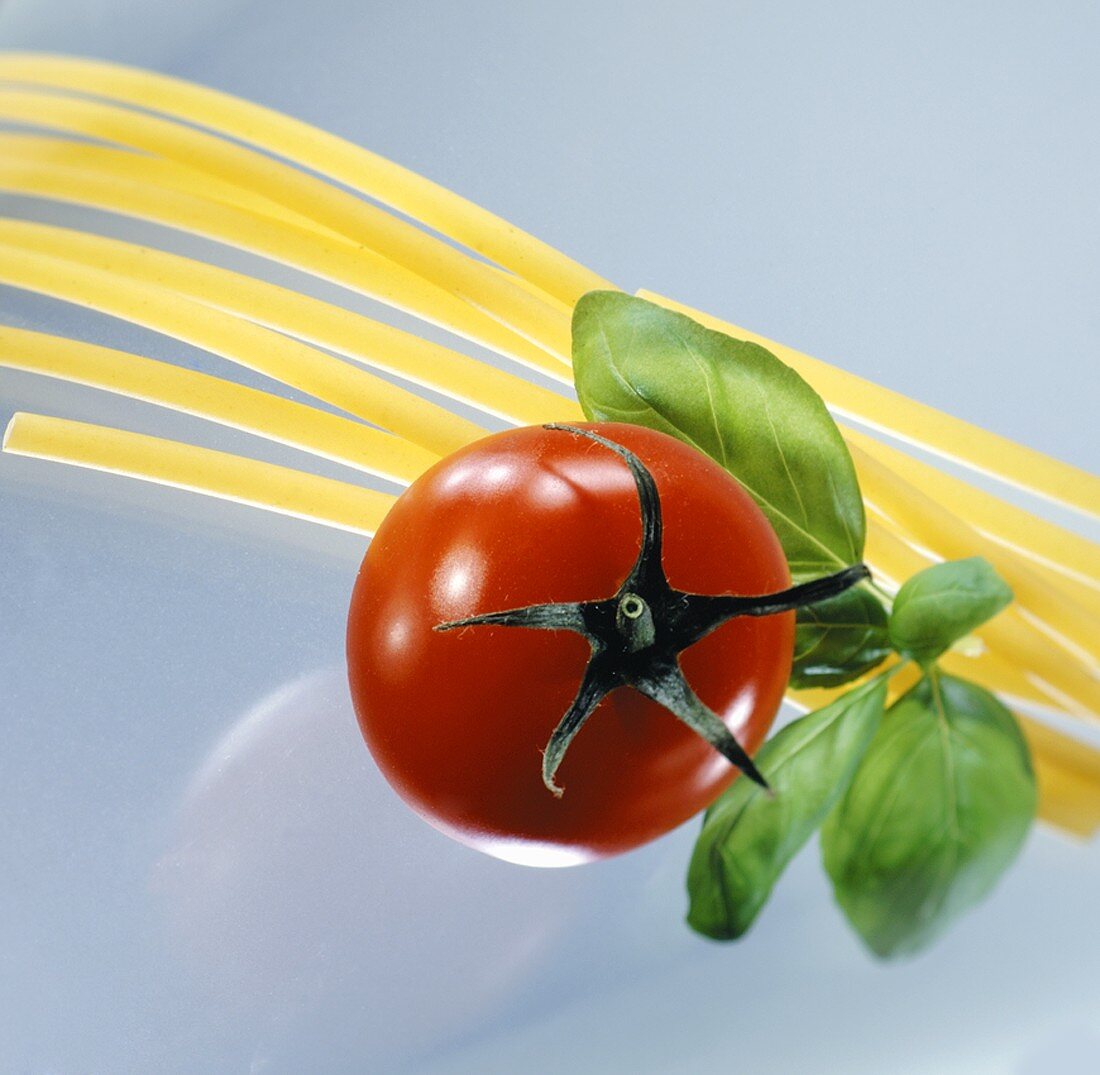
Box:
left=0, top=51, right=609, bottom=305
left=0, top=216, right=569, bottom=428
left=0, top=53, right=1093, bottom=516
left=0, top=135, right=570, bottom=381
left=2, top=52, right=1098, bottom=834
left=0, top=87, right=573, bottom=362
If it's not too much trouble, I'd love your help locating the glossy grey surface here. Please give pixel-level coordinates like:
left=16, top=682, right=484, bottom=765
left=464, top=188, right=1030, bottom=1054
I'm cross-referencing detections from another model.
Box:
left=1, top=2, right=1098, bottom=1073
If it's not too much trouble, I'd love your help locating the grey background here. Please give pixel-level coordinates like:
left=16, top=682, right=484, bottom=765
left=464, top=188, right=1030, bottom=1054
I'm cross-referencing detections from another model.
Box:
left=1, top=2, right=1097, bottom=1073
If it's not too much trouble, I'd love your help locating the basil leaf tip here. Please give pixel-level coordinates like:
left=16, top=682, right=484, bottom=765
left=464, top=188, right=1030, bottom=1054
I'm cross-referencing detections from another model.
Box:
left=821, top=671, right=1036, bottom=959
left=686, top=676, right=888, bottom=942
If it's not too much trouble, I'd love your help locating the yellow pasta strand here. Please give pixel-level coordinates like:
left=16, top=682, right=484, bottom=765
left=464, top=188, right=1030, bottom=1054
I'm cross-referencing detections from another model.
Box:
left=980, top=528, right=1100, bottom=607
left=0, top=134, right=346, bottom=235
left=854, top=447, right=1100, bottom=638
left=0, top=134, right=571, bottom=382
left=854, top=445, right=1100, bottom=667
left=850, top=440, right=1100, bottom=624
left=0, top=215, right=574, bottom=428
left=941, top=645, right=1073, bottom=720
left=0, top=326, right=439, bottom=485
left=0, top=240, right=489, bottom=456
left=639, top=290, right=1100, bottom=521
left=845, top=426, right=1100, bottom=593
left=0, top=88, right=572, bottom=362
left=488, top=262, right=576, bottom=318
left=4, top=413, right=393, bottom=536
left=1021, top=717, right=1100, bottom=839
left=0, top=51, right=612, bottom=305
left=864, top=509, right=1100, bottom=718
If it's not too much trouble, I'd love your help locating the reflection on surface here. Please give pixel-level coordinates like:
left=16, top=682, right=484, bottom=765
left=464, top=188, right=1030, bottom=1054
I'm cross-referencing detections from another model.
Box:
left=467, top=834, right=595, bottom=869
left=152, top=669, right=589, bottom=1070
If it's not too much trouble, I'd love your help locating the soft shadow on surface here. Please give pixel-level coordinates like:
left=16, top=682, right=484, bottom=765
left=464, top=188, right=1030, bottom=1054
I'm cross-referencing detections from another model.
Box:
left=152, top=669, right=571, bottom=1069
left=151, top=668, right=694, bottom=1072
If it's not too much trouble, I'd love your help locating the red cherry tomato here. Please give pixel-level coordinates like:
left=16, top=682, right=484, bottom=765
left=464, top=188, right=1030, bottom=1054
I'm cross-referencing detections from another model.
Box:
left=346, top=422, right=793, bottom=866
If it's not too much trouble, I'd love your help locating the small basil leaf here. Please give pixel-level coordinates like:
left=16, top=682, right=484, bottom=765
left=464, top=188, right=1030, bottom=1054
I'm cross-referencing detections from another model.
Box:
left=791, top=586, right=892, bottom=689
left=821, top=672, right=1036, bottom=959
left=888, top=557, right=1013, bottom=666
left=572, top=292, right=865, bottom=579
left=686, top=676, right=888, bottom=941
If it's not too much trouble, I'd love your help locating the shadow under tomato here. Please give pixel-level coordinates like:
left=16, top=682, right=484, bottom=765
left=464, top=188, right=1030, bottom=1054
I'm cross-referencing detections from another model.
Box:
left=148, top=670, right=597, bottom=1068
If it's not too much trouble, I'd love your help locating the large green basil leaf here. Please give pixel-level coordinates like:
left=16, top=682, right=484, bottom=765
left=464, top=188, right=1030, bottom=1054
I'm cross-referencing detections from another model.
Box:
left=687, top=676, right=888, bottom=941
left=889, top=557, right=1013, bottom=666
left=572, top=292, right=865, bottom=579
left=792, top=587, right=892, bottom=689
left=821, top=672, right=1036, bottom=958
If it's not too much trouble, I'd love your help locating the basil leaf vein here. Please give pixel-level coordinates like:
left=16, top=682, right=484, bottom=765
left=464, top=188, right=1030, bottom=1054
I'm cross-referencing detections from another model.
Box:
left=792, top=586, right=892, bottom=689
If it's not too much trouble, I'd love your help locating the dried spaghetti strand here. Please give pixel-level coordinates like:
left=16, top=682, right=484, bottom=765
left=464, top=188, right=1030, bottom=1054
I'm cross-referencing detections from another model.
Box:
left=0, top=51, right=612, bottom=305
left=854, top=445, right=1100, bottom=667
left=845, top=425, right=1100, bottom=593
left=0, top=134, right=571, bottom=382
left=864, top=508, right=1100, bottom=719
left=0, top=215, right=574, bottom=427
left=3, top=413, right=393, bottom=536
left=0, top=240, right=488, bottom=456
left=0, top=326, right=440, bottom=485
left=851, top=450, right=1100, bottom=625
left=0, top=88, right=572, bottom=362
left=0, top=135, right=346, bottom=235
left=1021, top=717, right=1100, bottom=839
left=639, top=290, right=1100, bottom=521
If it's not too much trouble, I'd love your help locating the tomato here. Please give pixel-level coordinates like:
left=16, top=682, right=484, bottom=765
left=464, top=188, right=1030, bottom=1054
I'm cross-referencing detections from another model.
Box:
left=346, top=422, right=794, bottom=866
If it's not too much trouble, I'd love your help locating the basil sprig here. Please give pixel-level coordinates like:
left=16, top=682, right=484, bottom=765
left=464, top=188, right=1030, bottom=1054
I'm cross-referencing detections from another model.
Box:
left=571, top=292, right=1037, bottom=958
left=573, top=291, right=883, bottom=688
left=688, top=676, right=888, bottom=940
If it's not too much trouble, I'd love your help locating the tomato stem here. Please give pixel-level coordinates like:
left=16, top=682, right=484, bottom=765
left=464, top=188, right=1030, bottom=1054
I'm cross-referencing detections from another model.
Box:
left=436, top=425, right=870, bottom=796
left=617, top=593, right=655, bottom=651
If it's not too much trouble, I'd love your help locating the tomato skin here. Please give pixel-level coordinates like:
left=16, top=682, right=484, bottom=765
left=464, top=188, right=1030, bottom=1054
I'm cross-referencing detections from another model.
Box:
left=347, top=422, right=793, bottom=866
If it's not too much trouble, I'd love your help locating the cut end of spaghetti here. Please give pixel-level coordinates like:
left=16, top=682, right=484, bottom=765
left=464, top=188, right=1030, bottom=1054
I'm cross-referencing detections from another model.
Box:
left=3, top=411, right=26, bottom=453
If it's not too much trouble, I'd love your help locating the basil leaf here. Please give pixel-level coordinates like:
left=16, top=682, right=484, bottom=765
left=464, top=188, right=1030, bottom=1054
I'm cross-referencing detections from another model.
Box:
left=792, top=587, right=891, bottom=689
left=889, top=557, right=1013, bottom=666
left=572, top=292, right=865, bottom=579
left=687, top=676, right=888, bottom=941
left=821, top=672, right=1036, bottom=959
